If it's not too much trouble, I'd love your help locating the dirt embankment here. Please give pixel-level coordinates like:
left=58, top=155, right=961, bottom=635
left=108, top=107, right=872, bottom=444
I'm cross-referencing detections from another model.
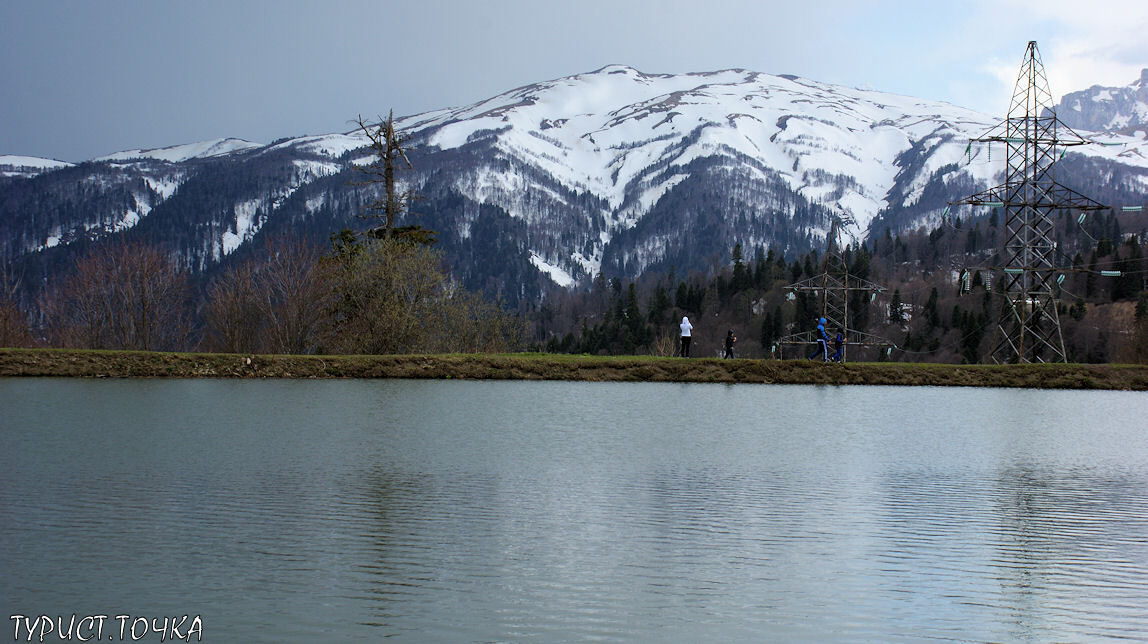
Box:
left=3, top=348, right=1148, bottom=390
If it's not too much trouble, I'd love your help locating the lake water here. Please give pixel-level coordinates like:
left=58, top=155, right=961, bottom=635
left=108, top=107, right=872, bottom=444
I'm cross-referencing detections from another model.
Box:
left=2, top=379, right=1147, bottom=641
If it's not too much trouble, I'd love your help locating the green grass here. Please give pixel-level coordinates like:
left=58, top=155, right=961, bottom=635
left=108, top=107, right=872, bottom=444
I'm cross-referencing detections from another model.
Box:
left=3, top=347, right=1148, bottom=389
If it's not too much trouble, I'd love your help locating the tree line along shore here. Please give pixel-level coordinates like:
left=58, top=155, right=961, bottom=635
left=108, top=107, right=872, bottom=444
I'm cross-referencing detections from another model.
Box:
left=2, top=348, right=1147, bottom=390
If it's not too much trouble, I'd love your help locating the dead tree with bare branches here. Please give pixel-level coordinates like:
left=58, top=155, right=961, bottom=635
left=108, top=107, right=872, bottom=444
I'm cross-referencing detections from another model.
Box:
left=353, top=110, right=435, bottom=245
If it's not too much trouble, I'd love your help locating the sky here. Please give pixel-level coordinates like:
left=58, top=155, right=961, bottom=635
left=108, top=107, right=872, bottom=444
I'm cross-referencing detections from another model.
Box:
left=2, top=0, right=1146, bottom=163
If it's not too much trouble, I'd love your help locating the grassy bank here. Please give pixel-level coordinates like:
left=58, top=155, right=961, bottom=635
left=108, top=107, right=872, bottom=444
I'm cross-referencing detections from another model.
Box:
left=3, top=347, right=1148, bottom=390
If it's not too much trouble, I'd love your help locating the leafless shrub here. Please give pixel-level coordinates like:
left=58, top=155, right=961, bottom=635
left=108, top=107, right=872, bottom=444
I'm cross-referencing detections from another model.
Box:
left=202, top=236, right=334, bottom=354
left=256, top=236, right=335, bottom=354
left=41, top=242, right=190, bottom=350
left=201, top=260, right=263, bottom=353
left=651, top=328, right=678, bottom=357
left=0, top=268, right=36, bottom=348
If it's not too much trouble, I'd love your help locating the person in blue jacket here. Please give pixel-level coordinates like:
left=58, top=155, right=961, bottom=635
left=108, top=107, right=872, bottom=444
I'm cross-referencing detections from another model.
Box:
left=829, top=327, right=845, bottom=362
left=808, top=317, right=828, bottom=361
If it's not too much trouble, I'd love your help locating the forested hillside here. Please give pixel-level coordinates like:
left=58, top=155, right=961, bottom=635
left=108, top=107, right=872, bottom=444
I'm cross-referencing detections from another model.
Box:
left=533, top=209, right=1148, bottom=364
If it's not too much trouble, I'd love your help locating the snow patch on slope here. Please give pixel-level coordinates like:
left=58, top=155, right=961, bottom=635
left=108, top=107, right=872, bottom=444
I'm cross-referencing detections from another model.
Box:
left=217, top=160, right=339, bottom=256
left=571, top=251, right=601, bottom=278
left=270, top=133, right=368, bottom=158
left=529, top=252, right=575, bottom=287
left=222, top=199, right=263, bottom=255
left=305, top=193, right=327, bottom=214
left=143, top=174, right=184, bottom=200
left=97, top=138, right=261, bottom=163
left=1, top=155, right=73, bottom=178
left=293, top=159, right=342, bottom=179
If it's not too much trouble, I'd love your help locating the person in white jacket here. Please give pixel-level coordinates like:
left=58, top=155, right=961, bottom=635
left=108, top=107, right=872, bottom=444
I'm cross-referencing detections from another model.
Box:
left=679, top=316, right=693, bottom=357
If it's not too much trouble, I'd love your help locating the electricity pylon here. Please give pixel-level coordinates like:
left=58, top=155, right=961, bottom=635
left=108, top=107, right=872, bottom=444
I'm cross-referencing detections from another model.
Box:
left=774, top=218, right=892, bottom=361
left=952, top=41, right=1107, bottom=363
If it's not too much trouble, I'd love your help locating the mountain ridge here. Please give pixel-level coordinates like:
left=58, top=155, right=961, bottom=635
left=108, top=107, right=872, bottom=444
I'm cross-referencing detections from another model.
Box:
left=3, top=65, right=1147, bottom=300
left=1053, top=68, right=1148, bottom=134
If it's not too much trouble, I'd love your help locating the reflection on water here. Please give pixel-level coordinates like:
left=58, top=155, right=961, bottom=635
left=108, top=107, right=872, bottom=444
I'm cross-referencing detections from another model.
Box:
left=2, top=379, right=1147, bottom=640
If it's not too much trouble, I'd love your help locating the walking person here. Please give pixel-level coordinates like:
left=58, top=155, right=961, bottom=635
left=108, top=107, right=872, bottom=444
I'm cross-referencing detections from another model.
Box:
left=829, top=327, right=845, bottom=362
left=724, top=329, right=737, bottom=359
left=679, top=316, right=693, bottom=357
left=808, top=317, right=829, bottom=362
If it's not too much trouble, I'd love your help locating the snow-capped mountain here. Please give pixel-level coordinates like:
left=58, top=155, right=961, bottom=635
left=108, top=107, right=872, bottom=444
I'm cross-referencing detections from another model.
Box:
left=0, top=155, right=73, bottom=179
left=3, top=65, right=1148, bottom=300
left=94, top=137, right=263, bottom=163
left=405, top=66, right=1000, bottom=237
left=1053, top=69, right=1148, bottom=134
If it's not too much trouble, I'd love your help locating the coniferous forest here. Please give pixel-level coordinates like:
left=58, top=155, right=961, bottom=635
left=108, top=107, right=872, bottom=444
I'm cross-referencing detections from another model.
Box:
left=3, top=198, right=1147, bottom=363
left=2, top=138, right=1148, bottom=363
left=528, top=208, right=1148, bottom=364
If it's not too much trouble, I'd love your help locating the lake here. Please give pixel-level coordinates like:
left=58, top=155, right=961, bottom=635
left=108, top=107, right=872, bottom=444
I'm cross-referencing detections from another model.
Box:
left=2, top=379, right=1147, bottom=641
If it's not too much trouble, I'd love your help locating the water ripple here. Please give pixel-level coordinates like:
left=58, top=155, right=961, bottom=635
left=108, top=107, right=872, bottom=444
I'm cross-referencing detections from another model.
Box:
left=3, top=380, right=1148, bottom=640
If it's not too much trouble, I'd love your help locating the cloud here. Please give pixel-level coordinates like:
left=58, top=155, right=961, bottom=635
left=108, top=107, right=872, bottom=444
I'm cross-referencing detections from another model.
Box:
left=978, top=0, right=1148, bottom=99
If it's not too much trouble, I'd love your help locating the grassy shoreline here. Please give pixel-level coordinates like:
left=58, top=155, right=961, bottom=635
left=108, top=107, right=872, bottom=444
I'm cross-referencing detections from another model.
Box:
left=3, top=347, right=1148, bottom=390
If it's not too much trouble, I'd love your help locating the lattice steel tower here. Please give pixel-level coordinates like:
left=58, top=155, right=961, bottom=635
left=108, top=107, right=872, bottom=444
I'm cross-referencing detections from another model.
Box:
left=954, top=41, right=1106, bottom=363
left=775, top=218, right=890, bottom=361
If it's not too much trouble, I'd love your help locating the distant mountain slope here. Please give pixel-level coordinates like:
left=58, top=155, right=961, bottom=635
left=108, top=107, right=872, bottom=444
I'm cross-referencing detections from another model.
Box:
left=0, top=155, right=73, bottom=179
left=399, top=66, right=1001, bottom=245
left=1053, top=69, right=1148, bottom=134
left=3, top=65, right=1148, bottom=299
left=94, top=137, right=263, bottom=163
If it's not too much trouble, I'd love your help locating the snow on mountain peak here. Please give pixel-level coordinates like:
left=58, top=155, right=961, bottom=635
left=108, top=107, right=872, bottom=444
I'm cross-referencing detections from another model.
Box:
left=10, top=64, right=1148, bottom=293
left=401, top=65, right=999, bottom=238
left=96, top=137, right=262, bottom=163
left=0, top=155, right=73, bottom=178
left=1054, top=69, right=1148, bottom=134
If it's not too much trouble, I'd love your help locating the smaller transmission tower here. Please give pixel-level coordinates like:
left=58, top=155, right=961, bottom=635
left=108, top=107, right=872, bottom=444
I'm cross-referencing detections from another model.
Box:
left=775, top=218, right=892, bottom=361
left=953, top=41, right=1107, bottom=363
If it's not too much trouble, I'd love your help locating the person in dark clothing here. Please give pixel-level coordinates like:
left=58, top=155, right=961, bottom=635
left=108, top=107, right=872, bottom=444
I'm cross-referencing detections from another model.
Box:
left=724, top=329, right=737, bottom=359
left=808, top=317, right=828, bottom=361
left=829, top=328, right=845, bottom=362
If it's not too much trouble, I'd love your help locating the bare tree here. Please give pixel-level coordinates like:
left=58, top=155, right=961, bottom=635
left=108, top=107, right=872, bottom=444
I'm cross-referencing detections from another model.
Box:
left=202, top=236, right=335, bottom=355
left=351, top=111, right=437, bottom=246
left=434, top=288, right=525, bottom=354
left=0, top=268, right=36, bottom=348
left=201, top=260, right=263, bottom=353
left=256, top=236, right=334, bottom=354
left=355, top=110, right=415, bottom=237
left=42, top=242, right=190, bottom=350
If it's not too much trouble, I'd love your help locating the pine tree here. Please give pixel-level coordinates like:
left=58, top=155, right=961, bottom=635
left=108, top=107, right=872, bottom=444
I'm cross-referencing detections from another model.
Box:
left=1070, top=297, right=1087, bottom=321
left=795, top=291, right=818, bottom=333
left=731, top=242, right=750, bottom=292
left=889, top=289, right=904, bottom=326
left=924, top=287, right=940, bottom=329
left=754, top=250, right=770, bottom=288
left=647, top=284, right=670, bottom=324
left=624, top=283, right=646, bottom=347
